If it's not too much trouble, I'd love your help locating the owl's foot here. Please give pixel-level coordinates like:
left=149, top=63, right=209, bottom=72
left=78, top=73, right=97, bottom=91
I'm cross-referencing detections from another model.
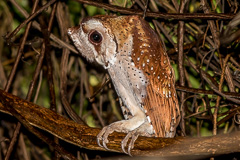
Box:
left=97, top=118, right=145, bottom=152
left=121, top=130, right=139, bottom=155
left=97, top=121, right=154, bottom=155
left=121, top=122, right=153, bottom=155
left=96, top=125, right=115, bottom=150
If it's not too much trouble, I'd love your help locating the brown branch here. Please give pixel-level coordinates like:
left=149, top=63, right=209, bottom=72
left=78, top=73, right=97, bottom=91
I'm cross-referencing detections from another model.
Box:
left=56, top=2, right=86, bottom=125
left=201, top=0, right=220, bottom=49
left=8, top=0, right=78, bottom=54
left=4, top=0, right=38, bottom=91
left=43, top=2, right=57, bottom=111
left=89, top=77, right=240, bottom=100
left=3, top=0, right=40, bottom=159
left=178, top=0, right=186, bottom=136
left=0, top=92, right=77, bottom=160
left=186, top=57, right=240, bottom=104
left=213, top=54, right=230, bottom=135
left=74, top=0, right=234, bottom=20
left=175, top=85, right=240, bottom=98
left=5, top=0, right=235, bottom=44
left=220, top=12, right=240, bottom=45
left=0, top=89, right=239, bottom=157
left=4, top=0, right=57, bottom=41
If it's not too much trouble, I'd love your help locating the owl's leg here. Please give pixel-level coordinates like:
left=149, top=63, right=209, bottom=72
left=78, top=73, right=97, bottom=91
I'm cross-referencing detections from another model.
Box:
left=97, top=111, right=146, bottom=150
left=119, top=98, right=133, bottom=120
left=121, top=122, right=154, bottom=155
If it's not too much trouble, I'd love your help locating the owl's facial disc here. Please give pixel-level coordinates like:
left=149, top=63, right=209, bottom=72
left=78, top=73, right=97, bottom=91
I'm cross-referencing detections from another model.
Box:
left=68, top=18, right=117, bottom=69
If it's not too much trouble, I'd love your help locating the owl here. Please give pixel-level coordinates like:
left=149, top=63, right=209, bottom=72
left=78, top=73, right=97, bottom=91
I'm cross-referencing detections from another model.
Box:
left=68, top=15, right=180, bottom=154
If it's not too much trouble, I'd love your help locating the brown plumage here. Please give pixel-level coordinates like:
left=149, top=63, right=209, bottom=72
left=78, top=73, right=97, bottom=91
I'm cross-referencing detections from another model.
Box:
left=129, top=17, right=180, bottom=137
left=68, top=15, right=180, bottom=154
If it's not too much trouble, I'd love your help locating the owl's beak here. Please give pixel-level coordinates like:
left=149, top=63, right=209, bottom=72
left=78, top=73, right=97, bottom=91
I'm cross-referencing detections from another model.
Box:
left=105, top=61, right=109, bottom=68
left=103, top=55, right=110, bottom=69
left=67, top=26, right=80, bottom=36
left=95, top=55, right=109, bottom=69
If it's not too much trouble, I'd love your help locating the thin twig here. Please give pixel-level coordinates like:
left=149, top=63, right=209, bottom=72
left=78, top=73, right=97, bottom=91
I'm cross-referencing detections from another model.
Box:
left=74, top=0, right=235, bottom=20
left=4, top=0, right=57, bottom=42
left=178, top=0, right=187, bottom=137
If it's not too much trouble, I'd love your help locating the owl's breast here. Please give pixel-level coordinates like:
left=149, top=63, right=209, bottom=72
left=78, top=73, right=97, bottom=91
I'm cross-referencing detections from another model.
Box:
left=108, top=55, right=148, bottom=110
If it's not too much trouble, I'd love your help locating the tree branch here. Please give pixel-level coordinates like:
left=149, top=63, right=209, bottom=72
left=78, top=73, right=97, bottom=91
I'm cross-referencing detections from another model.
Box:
left=74, top=0, right=235, bottom=20
left=0, top=89, right=239, bottom=157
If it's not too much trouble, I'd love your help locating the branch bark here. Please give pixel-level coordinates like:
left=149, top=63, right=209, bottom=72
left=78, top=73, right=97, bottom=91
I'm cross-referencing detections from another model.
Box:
left=0, top=89, right=239, bottom=157
left=74, top=0, right=234, bottom=20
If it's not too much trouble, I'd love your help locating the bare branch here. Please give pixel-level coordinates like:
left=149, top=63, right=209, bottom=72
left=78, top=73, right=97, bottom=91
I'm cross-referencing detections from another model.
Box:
left=74, top=0, right=235, bottom=20
left=0, top=89, right=239, bottom=157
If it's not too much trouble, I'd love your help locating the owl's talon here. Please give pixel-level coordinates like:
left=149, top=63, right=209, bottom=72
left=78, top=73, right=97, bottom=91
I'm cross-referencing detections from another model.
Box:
left=121, top=137, right=128, bottom=154
left=128, top=133, right=139, bottom=155
left=121, top=131, right=135, bottom=154
left=97, top=125, right=114, bottom=150
left=97, top=136, right=110, bottom=150
left=102, top=141, right=110, bottom=150
left=120, top=130, right=141, bottom=155
left=121, top=143, right=127, bottom=155
left=97, top=137, right=103, bottom=147
left=121, top=136, right=129, bottom=154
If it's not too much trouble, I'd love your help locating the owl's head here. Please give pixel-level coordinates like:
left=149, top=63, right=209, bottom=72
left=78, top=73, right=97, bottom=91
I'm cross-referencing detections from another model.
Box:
left=68, top=16, right=119, bottom=69
left=68, top=15, right=160, bottom=69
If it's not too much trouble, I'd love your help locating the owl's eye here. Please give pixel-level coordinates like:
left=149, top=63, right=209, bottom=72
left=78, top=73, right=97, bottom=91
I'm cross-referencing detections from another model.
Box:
left=89, top=30, right=102, bottom=44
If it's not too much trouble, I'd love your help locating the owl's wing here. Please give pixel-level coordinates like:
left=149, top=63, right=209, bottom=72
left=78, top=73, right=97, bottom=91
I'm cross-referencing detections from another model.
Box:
left=143, top=56, right=180, bottom=137
left=132, top=38, right=180, bottom=137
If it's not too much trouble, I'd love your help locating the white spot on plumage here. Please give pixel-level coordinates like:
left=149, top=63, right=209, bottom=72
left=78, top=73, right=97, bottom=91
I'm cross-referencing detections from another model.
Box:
left=150, top=125, right=156, bottom=134
left=166, top=93, right=168, bottom=98
left=147, top=116, right=151, bottom=123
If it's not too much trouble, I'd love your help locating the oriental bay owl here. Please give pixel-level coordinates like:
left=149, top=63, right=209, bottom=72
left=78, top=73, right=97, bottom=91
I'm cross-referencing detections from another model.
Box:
left=68, top=15, right=180, bottom=154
